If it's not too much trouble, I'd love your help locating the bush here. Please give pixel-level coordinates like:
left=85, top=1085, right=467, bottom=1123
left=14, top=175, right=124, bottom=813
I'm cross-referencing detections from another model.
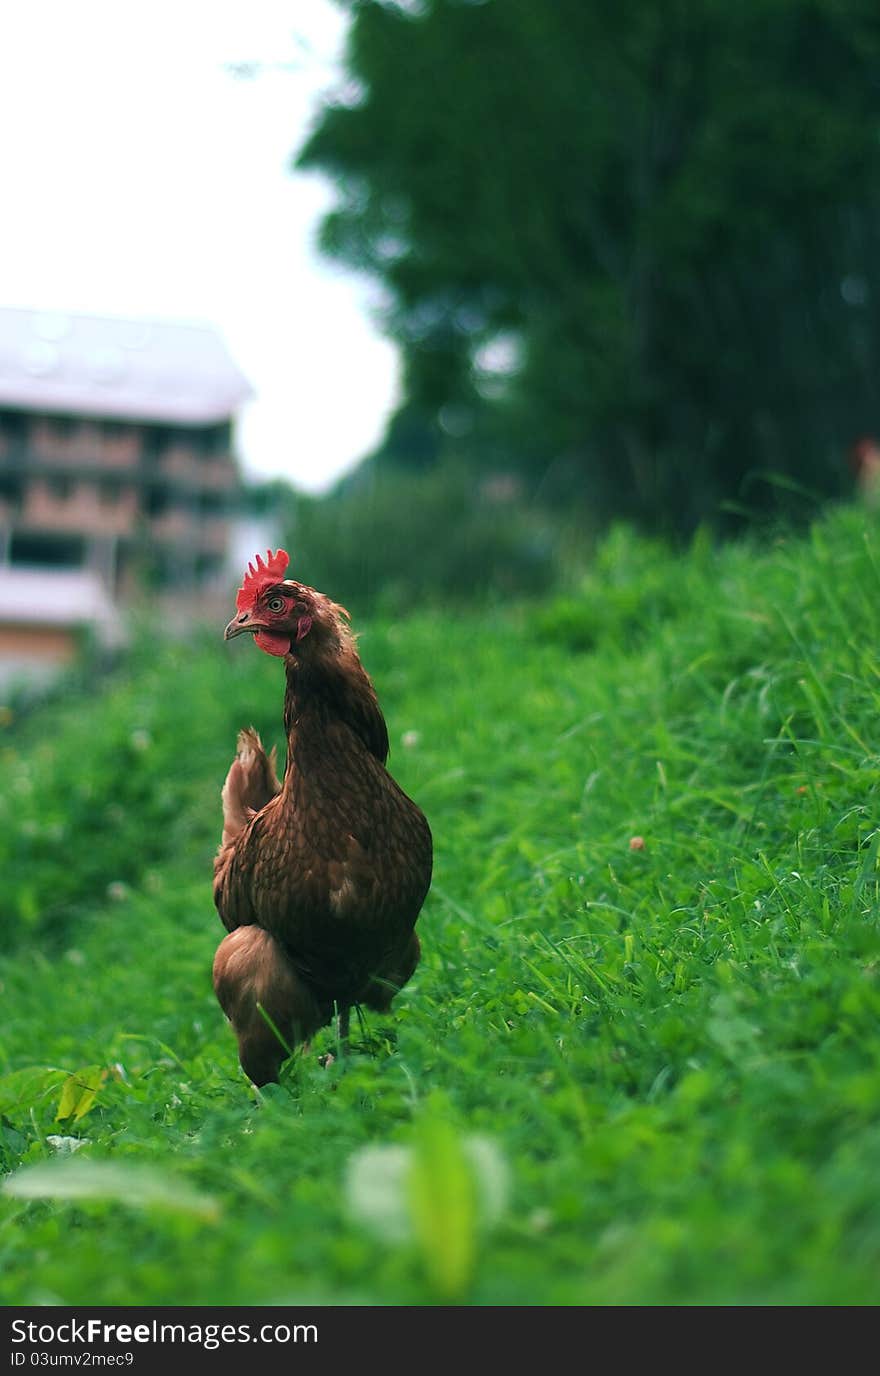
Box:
left=532, top=524, right=713, bottom=653
left=281, top=464, right=561, bottom=614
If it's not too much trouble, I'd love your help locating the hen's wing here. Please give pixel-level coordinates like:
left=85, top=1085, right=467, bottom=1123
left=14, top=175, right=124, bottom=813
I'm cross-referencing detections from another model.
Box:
left=214, top=728, right=280, bottom=927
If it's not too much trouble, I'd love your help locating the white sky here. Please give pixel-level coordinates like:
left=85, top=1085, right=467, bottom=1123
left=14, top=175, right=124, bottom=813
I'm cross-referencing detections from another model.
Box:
left=0, top=1, right=398, bottom=493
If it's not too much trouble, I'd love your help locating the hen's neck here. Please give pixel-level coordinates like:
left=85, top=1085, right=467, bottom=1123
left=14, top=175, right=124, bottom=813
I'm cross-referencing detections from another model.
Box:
left=282, top=642, right=389, bottom=773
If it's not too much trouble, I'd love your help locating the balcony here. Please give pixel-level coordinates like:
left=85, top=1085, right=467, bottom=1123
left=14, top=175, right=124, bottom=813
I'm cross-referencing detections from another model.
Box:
left=20, top=480, right=139, bottom=538
left=149, top=507, right=199, bottom=543
left=157, top=446, right=237, bottom=491
left=24, top=420, right=142, bottom=468
left=159, top=443, right=201, bottom=481
left=198, top=458, right=237, bottom=490
left=197, top=514, right=232, bottom=554
left=0, top=422, right=241, bottom=498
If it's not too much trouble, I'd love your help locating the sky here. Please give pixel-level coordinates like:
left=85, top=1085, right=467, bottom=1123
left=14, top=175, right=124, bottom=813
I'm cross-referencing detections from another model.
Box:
left=0, top=1, right=398, bottom=493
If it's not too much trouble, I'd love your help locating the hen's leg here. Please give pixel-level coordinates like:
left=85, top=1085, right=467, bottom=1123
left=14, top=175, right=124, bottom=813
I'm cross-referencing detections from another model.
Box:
left=213, top=926, right=322, bottom=1086
left=220, top=728, right=280, bottom=846
left=360, top=932, right=421, bottom=1013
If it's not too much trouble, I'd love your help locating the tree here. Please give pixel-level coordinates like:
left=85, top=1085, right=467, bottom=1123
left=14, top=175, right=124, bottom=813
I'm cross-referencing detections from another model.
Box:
left=298, top=0, right=880, bottom=531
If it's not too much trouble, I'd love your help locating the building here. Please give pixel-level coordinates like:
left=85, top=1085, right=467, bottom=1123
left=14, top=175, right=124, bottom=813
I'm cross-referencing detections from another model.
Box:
left=0, top=565, right=123, bottom=688
left=0, top=306, right=253, bottom=681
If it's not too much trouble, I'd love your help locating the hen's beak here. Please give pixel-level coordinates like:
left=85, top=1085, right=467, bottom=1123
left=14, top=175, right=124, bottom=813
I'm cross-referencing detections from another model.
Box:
left=224, top=612, right=256, bottom=641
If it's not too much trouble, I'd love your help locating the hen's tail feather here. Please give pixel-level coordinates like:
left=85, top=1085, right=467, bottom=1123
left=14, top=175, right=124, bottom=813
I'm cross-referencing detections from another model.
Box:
left=213, top=925, right=324, bottom=1086
left=220, top=727, right=281, bottom=846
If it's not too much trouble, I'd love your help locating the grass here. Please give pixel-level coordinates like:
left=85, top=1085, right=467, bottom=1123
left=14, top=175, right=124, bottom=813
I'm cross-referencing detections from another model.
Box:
left=1, top=505, right=879, bottom=1305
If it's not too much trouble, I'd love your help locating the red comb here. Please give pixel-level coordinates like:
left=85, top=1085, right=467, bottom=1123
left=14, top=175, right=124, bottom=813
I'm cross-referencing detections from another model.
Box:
left=236, top=549, right=290, bottom=613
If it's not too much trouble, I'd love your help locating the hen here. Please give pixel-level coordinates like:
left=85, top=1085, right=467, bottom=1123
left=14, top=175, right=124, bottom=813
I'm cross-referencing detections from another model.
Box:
left=212, top=549, right=432, bottom=1085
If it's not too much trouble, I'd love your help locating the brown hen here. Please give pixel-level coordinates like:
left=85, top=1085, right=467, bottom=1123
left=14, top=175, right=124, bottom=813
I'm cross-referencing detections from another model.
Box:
left=212, top=550, right=432, bottom=1085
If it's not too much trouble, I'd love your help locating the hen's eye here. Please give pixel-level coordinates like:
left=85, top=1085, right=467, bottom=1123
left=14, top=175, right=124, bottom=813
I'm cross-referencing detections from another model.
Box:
left=267, top=597, right=285, bottom=613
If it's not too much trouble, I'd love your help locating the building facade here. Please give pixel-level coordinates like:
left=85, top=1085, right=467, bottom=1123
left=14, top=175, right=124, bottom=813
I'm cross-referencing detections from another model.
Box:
left=0, top=307, right=253, bottom=680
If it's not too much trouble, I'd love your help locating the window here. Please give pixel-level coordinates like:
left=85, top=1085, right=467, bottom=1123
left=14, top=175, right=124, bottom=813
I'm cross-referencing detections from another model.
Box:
left=204, top=422, right=231, bottom=455
left=0, top=410, right=26, bottom=444
left=145, top=485, right=170, bottom=516
left=143, top=426, right=169, bottom=462
left=200, top=491, right=227, bottom=515
left=0, top=475, right=23, bottom=506
left=10, top=533, right=85, bottom=567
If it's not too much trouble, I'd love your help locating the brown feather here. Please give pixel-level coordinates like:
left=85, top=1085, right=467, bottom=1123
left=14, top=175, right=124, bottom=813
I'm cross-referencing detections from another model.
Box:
left=213, top=586, right=432, bottom=1083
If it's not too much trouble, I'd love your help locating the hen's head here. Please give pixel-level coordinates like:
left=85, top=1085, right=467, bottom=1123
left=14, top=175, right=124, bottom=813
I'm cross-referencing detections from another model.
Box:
left=224, top=549, right=350, bottom=659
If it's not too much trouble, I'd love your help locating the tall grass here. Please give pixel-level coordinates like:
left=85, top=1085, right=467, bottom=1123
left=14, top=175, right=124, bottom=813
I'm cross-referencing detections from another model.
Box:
left=1, top=505, right=879, bottom=1305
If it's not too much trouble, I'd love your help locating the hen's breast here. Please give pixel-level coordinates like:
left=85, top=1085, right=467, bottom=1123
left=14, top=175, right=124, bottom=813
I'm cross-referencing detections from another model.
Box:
left=244, top=723, right=432, bottom=994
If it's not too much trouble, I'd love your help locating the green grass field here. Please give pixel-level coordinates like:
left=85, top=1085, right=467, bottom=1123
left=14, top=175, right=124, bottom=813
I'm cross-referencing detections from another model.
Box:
left=2, top=507, right=879, bottom=1306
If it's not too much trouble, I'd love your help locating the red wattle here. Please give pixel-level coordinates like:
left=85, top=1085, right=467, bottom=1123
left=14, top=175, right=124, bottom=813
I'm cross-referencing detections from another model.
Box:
left=255, top=630, right=291, bottom=657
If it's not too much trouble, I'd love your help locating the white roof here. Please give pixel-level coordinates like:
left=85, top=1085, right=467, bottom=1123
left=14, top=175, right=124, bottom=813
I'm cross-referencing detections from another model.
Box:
left=0, top=306, right=253, bottom=425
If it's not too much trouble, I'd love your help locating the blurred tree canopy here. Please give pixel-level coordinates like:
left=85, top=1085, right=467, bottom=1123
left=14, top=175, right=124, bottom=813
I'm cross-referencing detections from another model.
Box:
left=298, top=0, right=880, bottom=532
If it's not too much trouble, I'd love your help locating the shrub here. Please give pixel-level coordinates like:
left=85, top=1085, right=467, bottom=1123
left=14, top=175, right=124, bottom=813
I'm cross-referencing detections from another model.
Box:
left=282, top=464, right=561, bottom=614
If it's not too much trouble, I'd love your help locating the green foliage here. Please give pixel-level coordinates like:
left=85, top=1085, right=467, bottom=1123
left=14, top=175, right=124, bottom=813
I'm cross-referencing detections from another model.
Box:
left=284, top=462, right=560, bottom=613
left=0, top=634, right=281, bottom=947
left=345, top=1102, right=508, bottom=1299
left=2, top=503, right=880, bottom=1303
left=533, top=524, right=711, bottom=652
left=55, top=1067, right=106, bottom=1124
left=3, top=1159, right=219, bottom=1222
left=299, top=0, right=880, bottom=530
